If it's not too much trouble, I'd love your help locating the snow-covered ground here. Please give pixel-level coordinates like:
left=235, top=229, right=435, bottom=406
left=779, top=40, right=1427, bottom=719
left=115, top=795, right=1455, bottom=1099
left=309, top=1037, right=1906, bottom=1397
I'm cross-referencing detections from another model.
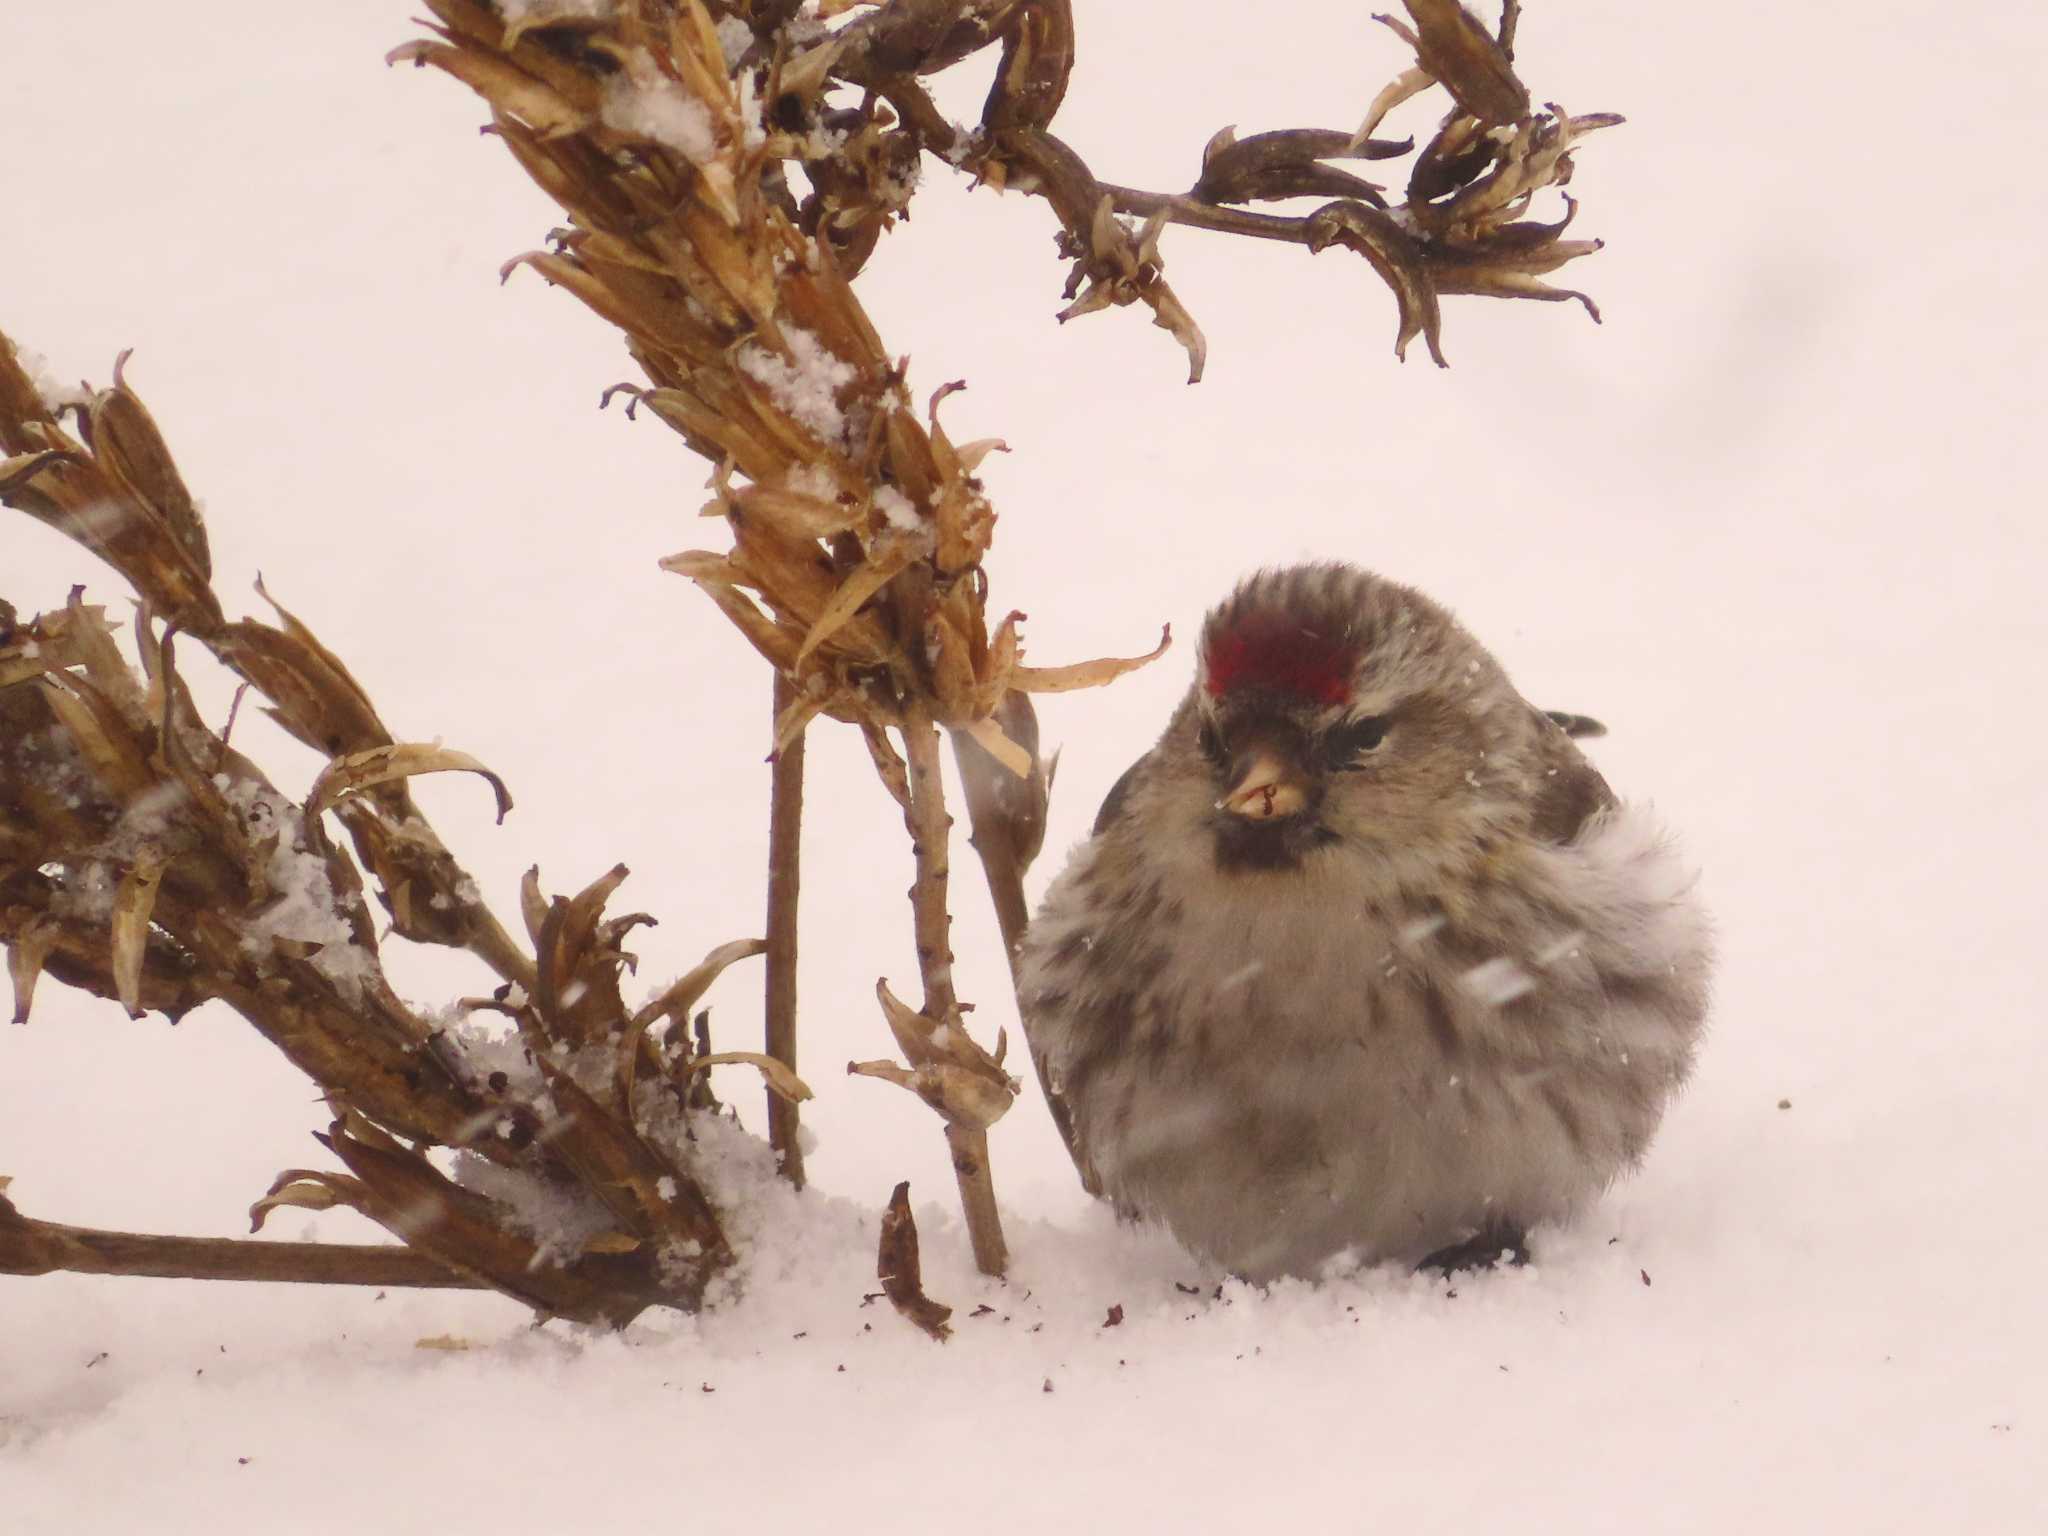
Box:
left=4, top=3, right=2043, bottom=1530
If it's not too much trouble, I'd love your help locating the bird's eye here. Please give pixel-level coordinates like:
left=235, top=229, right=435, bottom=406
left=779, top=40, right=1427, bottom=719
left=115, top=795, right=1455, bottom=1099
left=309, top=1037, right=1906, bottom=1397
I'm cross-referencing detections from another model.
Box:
left=1196, top=718, right=1227, bottom=767
left=1326, top=715, right=1388, bottom=766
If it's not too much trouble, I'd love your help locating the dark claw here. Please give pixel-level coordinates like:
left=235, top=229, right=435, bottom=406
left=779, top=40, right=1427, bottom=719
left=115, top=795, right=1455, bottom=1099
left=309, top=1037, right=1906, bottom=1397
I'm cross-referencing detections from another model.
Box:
left=1418, top=1224, right=1531, bottom=1276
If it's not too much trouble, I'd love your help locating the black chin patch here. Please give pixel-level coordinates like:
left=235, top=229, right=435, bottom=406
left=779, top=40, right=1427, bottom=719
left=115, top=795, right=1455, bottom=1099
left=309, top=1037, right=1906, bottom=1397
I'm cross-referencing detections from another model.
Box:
left=1212, top=816, right=1337, bottom=872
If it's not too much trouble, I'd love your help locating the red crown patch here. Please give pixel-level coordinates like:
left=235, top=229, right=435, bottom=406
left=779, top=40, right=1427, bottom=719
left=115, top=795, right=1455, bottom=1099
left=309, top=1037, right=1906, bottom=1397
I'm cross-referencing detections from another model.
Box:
left=1203, top=613, right=1355, bottom=706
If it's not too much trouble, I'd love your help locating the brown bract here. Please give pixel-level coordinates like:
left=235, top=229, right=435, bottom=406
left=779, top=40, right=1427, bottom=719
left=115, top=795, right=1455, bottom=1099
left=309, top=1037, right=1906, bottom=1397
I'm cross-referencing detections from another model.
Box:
left=877, top=1180, right=953, bottom=1341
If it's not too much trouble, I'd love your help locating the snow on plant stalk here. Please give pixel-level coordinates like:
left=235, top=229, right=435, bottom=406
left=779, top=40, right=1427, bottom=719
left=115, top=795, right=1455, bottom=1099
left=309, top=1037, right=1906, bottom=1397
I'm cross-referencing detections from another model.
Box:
left=0, top=332, right=784, bottom=1323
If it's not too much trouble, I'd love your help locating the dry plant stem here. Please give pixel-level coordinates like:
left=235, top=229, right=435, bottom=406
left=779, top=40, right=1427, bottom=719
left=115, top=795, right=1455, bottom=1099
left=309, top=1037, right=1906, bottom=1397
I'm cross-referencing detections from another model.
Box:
left=900, top=698, right=1007, bottom=1276
left=765, top=673, right=806, bottom=1189
left=1097, top=185, right=1330, bottom=246
left=0, top=1196, right=486, bottom=1291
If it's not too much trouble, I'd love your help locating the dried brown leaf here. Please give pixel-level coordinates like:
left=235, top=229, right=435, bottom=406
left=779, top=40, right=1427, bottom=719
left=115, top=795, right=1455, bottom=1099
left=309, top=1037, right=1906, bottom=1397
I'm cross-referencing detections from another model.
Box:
left=632, top=938, right=767, bottom=1031
left=87, top=378, right=209, bottom=579
left=519, top=866, right=548, bottom=947
left=7, top=918, right=59, bottom=1025
left=1010, top=623, right=1172, bottom=693
left=387, top=40, right=588, bottom=139
left=36, top=671, right=153, bottom=799
left=877, top=1180, right=951, bottom=1341
left=686, top=1051, right=814, bottom=1103
left=247, top=1171, right=358, bottom=1232
left=110, top=846, right=170, bottom=1019
left=0, top=448, right=84, bottom=499
left=1351, top=64, right=1435, bottom=146
left=794, top=530, right=924, bottom=663
left=307, top=744, right=514, bottom=826
left=983, top=0, right=1074, bottom=133
left=1396, top=0, right=1529, bottom=127
left=955, top=714, right=1031, bottom=778
left=1303, top=202, right=1446, bottom=365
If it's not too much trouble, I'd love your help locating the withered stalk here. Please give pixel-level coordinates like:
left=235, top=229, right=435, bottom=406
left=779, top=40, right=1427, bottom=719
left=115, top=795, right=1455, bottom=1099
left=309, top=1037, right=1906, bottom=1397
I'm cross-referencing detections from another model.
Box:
left=900, top=698, right=1006, bottom=1277
left=765, top=673, right=806, bottom=1188
left=1098, top=185, right=1354, bottom=247
left=0, top=1192, right=486, bottom=1291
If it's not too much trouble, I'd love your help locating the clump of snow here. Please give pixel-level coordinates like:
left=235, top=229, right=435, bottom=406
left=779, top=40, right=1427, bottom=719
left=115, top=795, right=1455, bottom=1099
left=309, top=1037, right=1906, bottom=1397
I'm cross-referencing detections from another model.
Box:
left=16, top=346, right=92, bottom=415
left=872, top=485, right=921, bottom=532
left=736, top=326, right=855, bottom=446
left=782, top=462, right=840, bottom=501
left=877, top=155, right=920, bottom=207
left=225, top=780, right=374, bottom=999
left=806, top=120, right=851, bottom=159
left=735, top=68, right=768, bottom=151
left=439, top=1010, right=544, bottom=1098
left=450, top=1150, right=616, bottom=1268
left=938, top=126, right=979, bottom=167
left=601, top=56, right=716, bottom=165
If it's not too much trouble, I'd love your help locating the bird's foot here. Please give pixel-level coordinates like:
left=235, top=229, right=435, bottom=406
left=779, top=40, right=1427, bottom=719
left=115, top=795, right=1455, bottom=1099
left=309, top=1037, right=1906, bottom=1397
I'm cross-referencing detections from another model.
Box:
left=1418, top=1224, right=1531, bottom=1278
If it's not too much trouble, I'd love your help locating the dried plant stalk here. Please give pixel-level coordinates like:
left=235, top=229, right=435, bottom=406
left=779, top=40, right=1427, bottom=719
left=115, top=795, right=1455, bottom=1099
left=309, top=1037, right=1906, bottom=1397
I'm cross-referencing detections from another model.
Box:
left=0, top=331, right=775, bottom=1322
left=0, top=1188, right=488, bottom=1291
left=765, top=673, right=807, bottom=1187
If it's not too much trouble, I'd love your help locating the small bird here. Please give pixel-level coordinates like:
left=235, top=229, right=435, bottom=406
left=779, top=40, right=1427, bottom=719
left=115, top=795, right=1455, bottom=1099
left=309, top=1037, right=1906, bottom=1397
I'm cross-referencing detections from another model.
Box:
left=1016, top=563, right=1711, bottom=1281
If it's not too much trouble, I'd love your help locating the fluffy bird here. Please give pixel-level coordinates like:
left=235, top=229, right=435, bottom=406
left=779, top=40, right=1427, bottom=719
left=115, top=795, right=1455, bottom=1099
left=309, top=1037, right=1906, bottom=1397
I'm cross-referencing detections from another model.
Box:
left=1016, top=563, right=1711, bottom=1280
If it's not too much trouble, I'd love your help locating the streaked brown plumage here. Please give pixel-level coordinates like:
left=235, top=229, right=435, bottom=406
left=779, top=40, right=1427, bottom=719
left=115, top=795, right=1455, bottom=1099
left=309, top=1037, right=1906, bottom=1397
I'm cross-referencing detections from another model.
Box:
left=1016, top=563, right=1712, bottom=1280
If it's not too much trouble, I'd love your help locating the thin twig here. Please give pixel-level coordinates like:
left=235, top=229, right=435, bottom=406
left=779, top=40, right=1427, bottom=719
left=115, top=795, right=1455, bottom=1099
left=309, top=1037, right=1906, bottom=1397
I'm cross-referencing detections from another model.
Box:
left=0, top=1194, right=488, bottom=1290
left=765, top=673, right=806, bottom=1187
left=900, top=696, right=1008, bottom=1277
left=1097, top=184, right=1317, bottom=245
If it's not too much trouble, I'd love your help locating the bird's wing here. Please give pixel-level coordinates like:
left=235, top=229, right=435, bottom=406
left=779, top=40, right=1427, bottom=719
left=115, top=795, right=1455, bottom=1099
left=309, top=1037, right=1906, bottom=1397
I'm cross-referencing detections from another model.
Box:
left=1029, top=1036, right=1104, bottom=1197
left=1090, top=754, right=1148, bottom=836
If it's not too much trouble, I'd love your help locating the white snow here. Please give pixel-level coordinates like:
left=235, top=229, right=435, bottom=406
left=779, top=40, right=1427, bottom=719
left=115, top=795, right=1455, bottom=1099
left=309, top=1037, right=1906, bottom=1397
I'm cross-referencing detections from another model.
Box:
left=782, top=462, right=839, bottom=501
left=224, top=781, right=375, bottom=1000
left=735, top=325, right=855, bottom=446
left=17, top=346, right=91, bottom=415
left=2, top=3, right=2045, bottom=1532
left=600, top=57, right=716, bottom=165
left=734, top=65, right=768, bottom=152
left=872, top=484, right=921, bottom=531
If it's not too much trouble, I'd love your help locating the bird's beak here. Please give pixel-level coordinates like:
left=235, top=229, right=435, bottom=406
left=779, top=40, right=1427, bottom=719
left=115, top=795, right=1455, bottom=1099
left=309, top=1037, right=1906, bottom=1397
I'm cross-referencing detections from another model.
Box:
left=1218, top=747, right=1309, bottom=821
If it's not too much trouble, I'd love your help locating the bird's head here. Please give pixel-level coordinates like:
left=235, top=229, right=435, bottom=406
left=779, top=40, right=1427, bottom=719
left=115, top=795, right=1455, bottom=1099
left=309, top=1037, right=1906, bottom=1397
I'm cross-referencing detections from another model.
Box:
left=1176, top=563, right=1538, bottom=874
